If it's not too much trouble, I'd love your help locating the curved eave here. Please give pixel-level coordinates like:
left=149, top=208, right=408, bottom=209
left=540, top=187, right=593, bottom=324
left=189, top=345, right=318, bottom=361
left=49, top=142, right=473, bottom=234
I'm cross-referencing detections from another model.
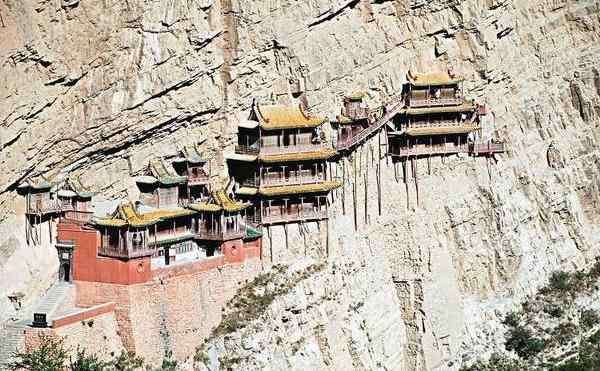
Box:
left=258, top=181, right=342, bottom=197
left=259, top=149, right=338, bottom=163
left=405, top=125, right=479, bottom=136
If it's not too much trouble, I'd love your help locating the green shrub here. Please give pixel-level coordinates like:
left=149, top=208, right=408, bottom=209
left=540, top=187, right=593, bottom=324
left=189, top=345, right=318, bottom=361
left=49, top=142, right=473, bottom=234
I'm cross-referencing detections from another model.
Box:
left=7, top=334, right=68, bottom=371
left=580, top=309, right=600, bottom=328
left=460, top=353, right=528, bottom=371
left=505, top=325, right=545, bottom=359
left=503, top=311, right=521, bottom=327
left=549, top=271, right=571, bottom=292
left=69, top=348, right=108, bottom=371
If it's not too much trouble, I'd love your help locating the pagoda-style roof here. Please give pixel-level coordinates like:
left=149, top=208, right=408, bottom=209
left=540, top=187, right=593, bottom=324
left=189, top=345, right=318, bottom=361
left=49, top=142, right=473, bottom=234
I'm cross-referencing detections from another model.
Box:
left=407, top=71, right=464, bottom=87
left=252, top=101, right=327, bottom=131
left=344, top=91, right=367, bottom=101
left=180, top=144, right=208, bottom=164
left=93, top=202, right=195, bottom=228
left=65, top=176, right=95, bottom=198
left=259, top=148, right=337, bottom=163
left=187, top=190, right=250, bottom=213
left=18, top=176, right=54, bottom=191
left=149, top=158, right=187, bottom=185
left=405, top=124, right=479, bottom=136
left=404, top=102, right=476, bottom=115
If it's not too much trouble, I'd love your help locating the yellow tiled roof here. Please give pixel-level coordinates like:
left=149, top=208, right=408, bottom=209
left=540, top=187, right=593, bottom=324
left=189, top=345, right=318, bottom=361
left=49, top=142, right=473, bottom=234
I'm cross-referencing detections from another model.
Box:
left=187, top=203, right=223, bottom=213
left=405, top=102, right=476, bottom=115
left=259, top=181, right=342, bottom=197
left=187, top=191, right=250, bottom=213
left=407, top=71, right=464, bottom=87
left=236, top=186, right=259, bottom=196
left=405, top=124, right=479, bottom=136
left=93, top=203, right=196, bottom=228
left=258, top=104, right=326, bottom=130
left=259, top=148, right=338, bottom=163
left=213, top=190, right=250, bottom=212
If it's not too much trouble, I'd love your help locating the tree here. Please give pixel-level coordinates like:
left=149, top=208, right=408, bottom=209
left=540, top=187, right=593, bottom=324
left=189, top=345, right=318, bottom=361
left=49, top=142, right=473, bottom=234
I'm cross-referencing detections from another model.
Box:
left=69, top=348, right=109, bottom=371
left=7, top=334, right=68, bottom=371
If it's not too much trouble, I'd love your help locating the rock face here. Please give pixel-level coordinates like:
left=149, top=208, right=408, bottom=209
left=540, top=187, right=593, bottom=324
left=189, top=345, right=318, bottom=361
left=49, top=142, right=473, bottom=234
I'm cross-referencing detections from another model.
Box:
left=2, top=0, right=600, bottom=369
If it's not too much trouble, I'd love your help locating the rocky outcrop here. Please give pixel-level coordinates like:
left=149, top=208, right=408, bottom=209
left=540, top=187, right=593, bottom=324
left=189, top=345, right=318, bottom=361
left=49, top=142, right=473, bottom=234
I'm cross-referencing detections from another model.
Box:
left=2, top=0, right=600, bottom=369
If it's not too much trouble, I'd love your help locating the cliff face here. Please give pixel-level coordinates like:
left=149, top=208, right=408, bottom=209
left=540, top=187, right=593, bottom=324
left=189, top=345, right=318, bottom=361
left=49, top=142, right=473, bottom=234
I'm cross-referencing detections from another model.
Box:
left=2, top=0, right=600, bottom=369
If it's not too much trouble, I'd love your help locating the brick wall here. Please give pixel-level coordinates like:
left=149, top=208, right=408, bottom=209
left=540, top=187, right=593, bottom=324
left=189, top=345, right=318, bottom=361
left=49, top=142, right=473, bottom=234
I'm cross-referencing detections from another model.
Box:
left=57, top=222, right=151, bottom=285
left=74, top=257, right=262, bottom=363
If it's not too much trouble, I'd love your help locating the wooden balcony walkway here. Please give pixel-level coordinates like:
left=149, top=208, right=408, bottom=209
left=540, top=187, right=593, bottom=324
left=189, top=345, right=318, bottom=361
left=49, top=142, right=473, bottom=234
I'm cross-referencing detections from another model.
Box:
left=337, top=97, right=405, bottom=151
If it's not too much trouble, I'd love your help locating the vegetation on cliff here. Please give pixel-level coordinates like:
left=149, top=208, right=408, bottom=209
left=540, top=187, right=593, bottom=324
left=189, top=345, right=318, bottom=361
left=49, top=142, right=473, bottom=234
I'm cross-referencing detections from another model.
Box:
left=461, top=260, right=600, bottom=370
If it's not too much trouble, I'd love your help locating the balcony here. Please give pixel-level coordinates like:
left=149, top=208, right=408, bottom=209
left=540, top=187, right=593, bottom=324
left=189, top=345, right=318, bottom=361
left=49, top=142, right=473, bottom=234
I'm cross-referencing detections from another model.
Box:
left=27, top=200, right=65, bottom=215
left=235, top=145, right=259, bottom=155
left=188, top=173, right=210, bottom=186
left=470, top=142, right=505, bottom=155
left=261, top=175, right=326, bottom=187
left=391, top=144, right=469, bottom=157
left=261, top=208, right=327, bottom=225
left=62, top=210, right=93, bottom=223
left=408, top=97, right=463, bottom=108
left=343, top=107, right=369, bottom=121
left=98, top=244, right=155, bottom=259
left=195, top=227, right=245, bottom=241
left=259, top=143, right=329, bottom=155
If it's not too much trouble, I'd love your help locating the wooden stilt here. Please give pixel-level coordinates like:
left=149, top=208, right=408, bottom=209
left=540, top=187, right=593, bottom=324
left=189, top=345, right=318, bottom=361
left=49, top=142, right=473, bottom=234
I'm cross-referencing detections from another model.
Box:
left=404, top=159, right=410, bottom=210
left=325, top=219, right=329, bottom=258
left=353, top=156, right=358, bottom=231
left=284, top=224, right=288, bottom=250
left=377, top=163, right=382, bottom=216
left=413, top=157, right=420, bottom=207
left=268, top=226, right=273, bottom=263
left=342, top=158, right=346, bottom=215
left=364, top=167, right=368, bottom=225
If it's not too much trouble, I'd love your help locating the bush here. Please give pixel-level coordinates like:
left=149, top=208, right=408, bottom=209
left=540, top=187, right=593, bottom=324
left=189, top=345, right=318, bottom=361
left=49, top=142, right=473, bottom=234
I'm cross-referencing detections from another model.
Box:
left=7, top=334, right=68, bottom=371
left=580, top=309, right=600, bottom=328
left=549, top=271, right=571, bottom=292
left=505, top=325, right=545, bottom=359
left=460, top=353, right=528, bottom=371
left=503, top=311, right=521, bottom=327
left=69, top=348, right=108, bottom=371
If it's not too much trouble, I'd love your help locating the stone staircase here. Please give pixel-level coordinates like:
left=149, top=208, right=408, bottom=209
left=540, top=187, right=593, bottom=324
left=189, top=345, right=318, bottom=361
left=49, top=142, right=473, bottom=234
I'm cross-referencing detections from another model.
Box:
left=0, top=323, right=26, bottom=368
left=0, top=282, right=73, bottom=369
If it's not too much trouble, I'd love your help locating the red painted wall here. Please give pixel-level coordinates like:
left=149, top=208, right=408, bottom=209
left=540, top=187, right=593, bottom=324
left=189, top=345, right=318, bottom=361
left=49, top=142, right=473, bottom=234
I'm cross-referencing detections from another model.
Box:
left=57, top=222, right=151, bottom=285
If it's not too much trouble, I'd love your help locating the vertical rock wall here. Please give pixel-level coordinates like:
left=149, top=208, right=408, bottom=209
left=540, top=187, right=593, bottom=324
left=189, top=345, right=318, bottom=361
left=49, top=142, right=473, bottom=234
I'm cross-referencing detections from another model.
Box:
left=2, top=0, right=600, bottom=369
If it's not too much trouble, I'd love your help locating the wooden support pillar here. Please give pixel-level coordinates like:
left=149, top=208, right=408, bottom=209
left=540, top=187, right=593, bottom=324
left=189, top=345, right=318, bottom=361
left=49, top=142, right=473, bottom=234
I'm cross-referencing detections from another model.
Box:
left=353, top=156, right=358, bottom=231
left=403, top=159, right=410, bottom=210
left=413, top=157, right=419, bottom=207
left=364, top=166, right=368, bottom=225
left=342, top=158, right=346, bottom=215
left=284, top=224, right=288, bottom=250
left=377, top=163, right=382, bottom=216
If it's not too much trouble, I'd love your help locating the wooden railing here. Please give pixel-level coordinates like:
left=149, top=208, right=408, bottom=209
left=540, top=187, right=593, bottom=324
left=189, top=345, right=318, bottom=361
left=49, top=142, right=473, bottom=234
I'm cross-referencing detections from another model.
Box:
left=262, top=208, right=327, bottom=225
left=27, top=200, right=64, bottom=215
left=62, top=210, right=93, bottom=223
left=188, top=174, right=209, bottom=186
left=235, top=145, right=259, bottom=155
left=98, top=245, right=154, bottom=259
left=344, top=107, right=369, bottom=120
left=196, top=227, right=244, bottom=241
left=392, top=144, right=469, bottom=157
left=470, top=142, right=505, bottom=154
left=260, top=175, right=326, bottom=187
left=337, top=96, right=405, bottom=151
left=259, top=143, right=329, bottom=155
left=408, top=97, right=462, bottom=108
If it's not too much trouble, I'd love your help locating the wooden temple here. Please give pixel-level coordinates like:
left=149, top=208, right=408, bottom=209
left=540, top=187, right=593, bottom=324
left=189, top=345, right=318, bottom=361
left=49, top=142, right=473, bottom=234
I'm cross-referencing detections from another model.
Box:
left=388, top=69, right=505, bottom=158
left=332, top=92, right=373, bottom=149
left=227, top=100, right=341, bottom=225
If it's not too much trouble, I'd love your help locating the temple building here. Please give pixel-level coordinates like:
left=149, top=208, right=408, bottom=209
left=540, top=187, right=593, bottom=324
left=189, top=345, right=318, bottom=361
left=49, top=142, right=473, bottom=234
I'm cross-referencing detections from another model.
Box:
left=56, top=189, right=261, bottom=285
left=136, top=158, right=188, bottom=208
left=227, top=100, right=341, bottom=226
left=332, top=92, right=372, bottom=150
left=171, top=144, right=212, bottom=204
left=388, top=69, right=505, bottom=158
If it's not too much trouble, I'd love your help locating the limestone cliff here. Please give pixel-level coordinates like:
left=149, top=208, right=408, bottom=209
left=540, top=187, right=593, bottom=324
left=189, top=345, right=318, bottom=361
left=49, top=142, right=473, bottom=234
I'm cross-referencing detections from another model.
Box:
left=2, top=0, right=600, bottom=369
